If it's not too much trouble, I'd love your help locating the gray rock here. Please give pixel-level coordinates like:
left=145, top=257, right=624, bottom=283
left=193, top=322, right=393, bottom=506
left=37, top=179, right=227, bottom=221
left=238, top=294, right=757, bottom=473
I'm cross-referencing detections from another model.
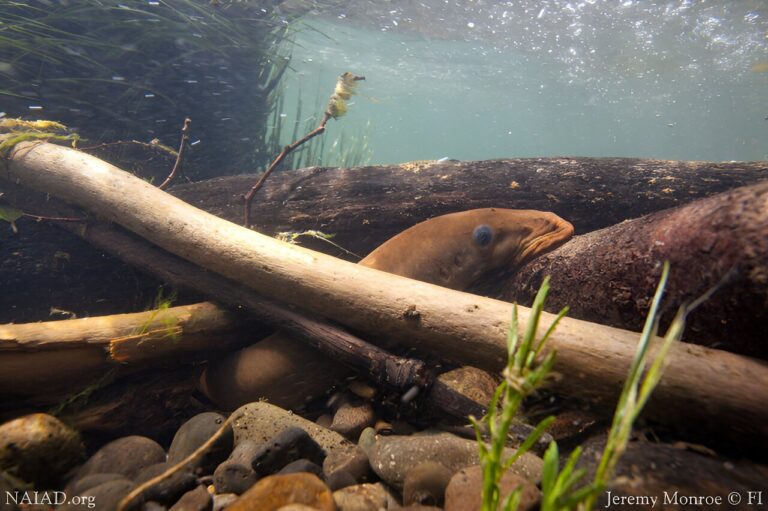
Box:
left=251, top=427, right=325, bottom=477
left=59, top=479, right=136, bottom=511
left=212, top=440, right=259, bottom=495
left=65, top=473, right=128, bottom=496
left=168, top=412, right=233, bottom=475
left=444, top=465, right=540, bottom=511
left=333, top=482, right=399, bottom=511
left=231, top=402, right=352, bottom=455
left=76, top=436, right=166, bottom=481
left=134, top=462, right=197, bottom=505
left=367, top=432, right=542, bottom=489
left=322, top=444, right=371, bottom=484
left=403, top=461, right=453, bottom=507
left=278, top=459, right=323, bottom=478
left=325, top=470, right=358, bottom=492
left=169, top=485, right=212, bottom=511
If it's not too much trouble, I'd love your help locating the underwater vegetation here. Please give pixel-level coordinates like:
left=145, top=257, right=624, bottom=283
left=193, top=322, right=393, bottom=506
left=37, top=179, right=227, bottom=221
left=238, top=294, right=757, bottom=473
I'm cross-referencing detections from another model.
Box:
left=474, top=264, right=686, bottom=510
left=0, top=0, right=306, bottom=179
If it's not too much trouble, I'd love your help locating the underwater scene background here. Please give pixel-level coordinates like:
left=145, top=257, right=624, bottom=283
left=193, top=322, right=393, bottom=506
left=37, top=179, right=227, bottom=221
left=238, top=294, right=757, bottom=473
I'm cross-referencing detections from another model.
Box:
left=2, top=0, right=768, bottom=175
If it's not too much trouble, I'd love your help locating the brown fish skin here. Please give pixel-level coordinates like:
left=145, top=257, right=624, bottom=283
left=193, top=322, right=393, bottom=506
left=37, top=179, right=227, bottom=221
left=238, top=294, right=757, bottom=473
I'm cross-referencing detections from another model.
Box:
left=359, top=208, right=574, bottom=290
left=200, top=208, right=574, bottom=410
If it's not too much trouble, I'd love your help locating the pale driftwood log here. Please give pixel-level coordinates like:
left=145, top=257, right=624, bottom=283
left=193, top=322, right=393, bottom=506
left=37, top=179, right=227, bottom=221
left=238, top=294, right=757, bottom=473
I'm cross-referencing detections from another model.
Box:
left=0, top=302, right=261, bottom=400
left=3, top=157, right=766, bottom=323
left=4, top=142, right=768, bottom=448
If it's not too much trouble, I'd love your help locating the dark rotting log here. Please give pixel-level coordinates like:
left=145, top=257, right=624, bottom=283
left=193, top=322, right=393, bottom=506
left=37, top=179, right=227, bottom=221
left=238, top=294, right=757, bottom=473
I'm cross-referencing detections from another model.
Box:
left=505, top=180, right=768, bottom=359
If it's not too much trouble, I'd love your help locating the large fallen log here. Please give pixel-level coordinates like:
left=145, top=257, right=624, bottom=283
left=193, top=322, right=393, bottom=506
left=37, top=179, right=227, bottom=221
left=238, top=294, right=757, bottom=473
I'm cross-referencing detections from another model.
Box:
left=3, top=141, right=768, bottom=448
left=504, top=180, right=768, bottom=359
left=2, top=157, right=766, bottom=322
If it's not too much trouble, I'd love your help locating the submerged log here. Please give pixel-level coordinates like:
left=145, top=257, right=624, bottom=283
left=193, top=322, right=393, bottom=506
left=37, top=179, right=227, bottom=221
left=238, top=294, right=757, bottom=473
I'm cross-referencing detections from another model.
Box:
left=170, top=158, right=768, bottom=249
left=506, top=180, right=768, bottom=359
left=3, top=141, right=768, bottom=449
left=2, top=157, right=766, bottom=322
left=0, top=303, right=265, bottom=402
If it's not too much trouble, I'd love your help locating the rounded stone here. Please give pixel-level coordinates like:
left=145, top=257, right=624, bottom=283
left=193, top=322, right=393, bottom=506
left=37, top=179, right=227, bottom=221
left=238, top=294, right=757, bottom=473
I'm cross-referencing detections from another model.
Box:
left=231, top=402, right=351, bottom=455
left=134, top=461, right=197, bottom=505
left=367, top=432, right=542, bottom=489
left=436, top=366, right=498, bottom=406
left=330, top=402, right=376, bottom=441
left=168, top=412, right=233, bottom=474
left=169, top=484, right=212, bottom=511
left=58, top=479, right=136, bottom=511
left=333, top=482, right=399, bottom=511
left=0, top=413, right=84, bottom=485
left=226, top=472, right=334, bottom=511
left=76, top=435, right=166, bottom=481
left=213, top=440, right=259, bottom=495
left=403, top=461, right=453, bottom=507
left=444, top=465, right=540, bottom=511
left=65, top=473, right=130, bottom=496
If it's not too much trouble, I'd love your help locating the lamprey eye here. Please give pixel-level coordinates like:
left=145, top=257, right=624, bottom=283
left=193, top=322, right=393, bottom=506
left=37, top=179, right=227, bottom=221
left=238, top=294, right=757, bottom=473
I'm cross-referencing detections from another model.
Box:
left=473, top=224, right=493, bottom=247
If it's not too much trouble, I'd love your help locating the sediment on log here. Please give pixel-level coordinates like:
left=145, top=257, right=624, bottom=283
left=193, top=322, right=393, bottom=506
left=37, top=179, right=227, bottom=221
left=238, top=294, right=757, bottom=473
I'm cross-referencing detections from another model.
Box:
left=3, top=141, right=768, bottom=450
left=2, top=157, right=766, bottom=322
left=504, top=180, right=768, bottom=359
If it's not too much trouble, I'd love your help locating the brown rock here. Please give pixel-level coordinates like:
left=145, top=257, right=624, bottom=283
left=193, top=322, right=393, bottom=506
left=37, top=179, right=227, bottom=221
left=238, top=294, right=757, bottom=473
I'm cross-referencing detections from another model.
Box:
left=330, top=402, right=376, bottom=441
left=322, top=445, right=371, bottom=484
left=436, top=366, right=498, bottom=406
left=0, top=413, right=84, bottom=485
left=333, top=483, right=399, bottom=510
left=445, top=465, right=540, bottom=511
left=169, top=484, right=212, bottom=511
left=226, top=472, right=335, bottom=511
left=576, top=435, right=768, bottom=510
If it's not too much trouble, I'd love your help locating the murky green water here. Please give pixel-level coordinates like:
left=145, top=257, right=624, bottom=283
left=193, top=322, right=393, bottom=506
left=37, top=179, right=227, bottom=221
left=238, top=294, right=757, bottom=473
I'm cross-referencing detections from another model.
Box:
left=275, top=1, right=768, bottom=166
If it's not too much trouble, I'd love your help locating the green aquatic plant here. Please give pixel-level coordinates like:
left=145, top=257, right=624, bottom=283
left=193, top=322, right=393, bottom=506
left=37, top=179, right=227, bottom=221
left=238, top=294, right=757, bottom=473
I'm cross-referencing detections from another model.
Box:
left=0, top=117, right=80, bottom=157
left=583, top=261, right=685, bottom=509
left=133, top=287, right=179, bottom=341
left=474, top=262, right=686, bottom=510
left=470, top=276, right=568, bottom=511
left=48, top=368, right=118, bottom=417
left=0, top=0, right=298, bottom=178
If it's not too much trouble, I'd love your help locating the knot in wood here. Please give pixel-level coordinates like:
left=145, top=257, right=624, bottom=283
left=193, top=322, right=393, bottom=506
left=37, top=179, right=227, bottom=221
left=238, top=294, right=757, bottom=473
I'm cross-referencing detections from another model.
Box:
left=403, top=305, right=421, bottom=321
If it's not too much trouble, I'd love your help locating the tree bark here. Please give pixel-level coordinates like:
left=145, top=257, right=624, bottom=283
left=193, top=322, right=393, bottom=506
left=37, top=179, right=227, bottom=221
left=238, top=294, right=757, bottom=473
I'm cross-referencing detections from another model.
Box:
left=504, top=180, right=768, bottom=359
left=3, top=141, right=768, bottom=448
left=171, top=158, right=768, bottom=249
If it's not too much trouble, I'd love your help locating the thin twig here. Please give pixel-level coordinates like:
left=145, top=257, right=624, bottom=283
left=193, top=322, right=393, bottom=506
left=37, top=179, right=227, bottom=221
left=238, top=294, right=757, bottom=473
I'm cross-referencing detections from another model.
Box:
left=243, top=73, right=365, bottom=227
left=23, top=213, right=86, bottom=222
left=243, top=112, right=331, bottom=227
left=158, top=118, right=191, bottom=190
left=116, top=412, right=239, bottom=511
